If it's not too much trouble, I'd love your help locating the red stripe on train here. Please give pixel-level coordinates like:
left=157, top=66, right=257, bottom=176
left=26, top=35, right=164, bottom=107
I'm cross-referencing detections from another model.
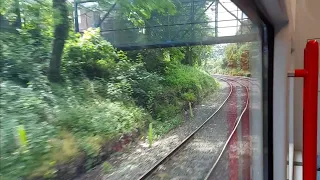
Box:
left=242, top=80, right=251, bottom=180
left=227, top=83, right=238, bottom=180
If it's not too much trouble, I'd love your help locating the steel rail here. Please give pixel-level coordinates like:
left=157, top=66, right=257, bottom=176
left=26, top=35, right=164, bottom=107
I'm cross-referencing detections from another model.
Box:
left=231, top=76, right=261, bottom=91
left=137, top=77, right=233, bottom=180
left=204, top=77, right=250, bottom=180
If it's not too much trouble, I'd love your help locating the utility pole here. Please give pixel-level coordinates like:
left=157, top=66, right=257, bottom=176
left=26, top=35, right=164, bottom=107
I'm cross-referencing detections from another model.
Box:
left=74, top=1, right=79, bottom=32
left=215, top=0, right=218, bottom=37
left=191, top=0, right=195, bottom=41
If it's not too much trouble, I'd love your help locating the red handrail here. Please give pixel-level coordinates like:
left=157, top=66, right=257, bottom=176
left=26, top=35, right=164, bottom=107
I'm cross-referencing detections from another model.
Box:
left=302, top=40, right=318, bottom=180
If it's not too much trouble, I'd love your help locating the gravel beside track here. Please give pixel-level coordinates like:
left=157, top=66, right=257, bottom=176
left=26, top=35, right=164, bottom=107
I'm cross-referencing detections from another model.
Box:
left=145, top=80, right=247, bottom=180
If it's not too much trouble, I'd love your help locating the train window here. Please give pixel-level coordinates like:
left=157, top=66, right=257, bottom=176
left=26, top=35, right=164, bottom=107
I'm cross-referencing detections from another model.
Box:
left=0, top=0, right=273, bottom=179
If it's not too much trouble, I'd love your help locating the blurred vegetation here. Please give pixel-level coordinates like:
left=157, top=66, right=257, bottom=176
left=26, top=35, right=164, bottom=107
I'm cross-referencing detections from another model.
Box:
left=204, top=43, right=252, bottom=76
left=0, top=0, right=218, bottom=179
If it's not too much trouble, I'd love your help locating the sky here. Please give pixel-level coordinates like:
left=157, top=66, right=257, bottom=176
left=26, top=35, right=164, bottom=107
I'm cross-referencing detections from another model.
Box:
left=206, top=0, right=249, bottom=36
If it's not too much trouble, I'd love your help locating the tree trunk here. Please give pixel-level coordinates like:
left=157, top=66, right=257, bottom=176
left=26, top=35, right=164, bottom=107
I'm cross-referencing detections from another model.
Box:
left=13, top=0, right=22, bottom=28
left=48, top=0, right=69, bottom=82
left=185, top=46, right=193, bottom=65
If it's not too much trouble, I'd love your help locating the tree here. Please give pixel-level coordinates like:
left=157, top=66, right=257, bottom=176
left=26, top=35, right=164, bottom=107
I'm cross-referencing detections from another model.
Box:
left=12, top=0, right=21, bottom=28
left=140, top=0, right=211, bottom=43
left=97, top=0, right=176, bottom=26
left=47, top=0, right=176, bottom=81
left=48, top=0, right=69, bottom=82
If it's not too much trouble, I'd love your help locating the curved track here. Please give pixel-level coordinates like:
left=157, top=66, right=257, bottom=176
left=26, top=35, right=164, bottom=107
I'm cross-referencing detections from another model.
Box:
left=138, top=76, right=250, bottom=180
left=204, top=76, right=249, bottom=180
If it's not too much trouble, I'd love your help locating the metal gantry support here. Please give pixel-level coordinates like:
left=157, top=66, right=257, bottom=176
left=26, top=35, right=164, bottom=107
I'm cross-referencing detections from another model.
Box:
left=287, top=40, right=319, bottom=180
left=215, top=0, right=218, bottom=37
left=74, top=0, right=253, bottom=49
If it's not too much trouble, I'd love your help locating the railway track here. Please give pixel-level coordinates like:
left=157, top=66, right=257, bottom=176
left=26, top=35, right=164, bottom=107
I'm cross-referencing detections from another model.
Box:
left=204, top=77, right=249, bottom=180
left=137, top=76, right=250, bottom=180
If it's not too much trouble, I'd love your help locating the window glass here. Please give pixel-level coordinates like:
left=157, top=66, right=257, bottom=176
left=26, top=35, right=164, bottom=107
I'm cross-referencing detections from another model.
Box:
left=0, top=0, right=267, bottom=179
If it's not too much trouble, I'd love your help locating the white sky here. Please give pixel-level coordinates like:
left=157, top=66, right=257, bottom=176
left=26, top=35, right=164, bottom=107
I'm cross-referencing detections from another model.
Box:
left=206, top=0, right=249, bottom=36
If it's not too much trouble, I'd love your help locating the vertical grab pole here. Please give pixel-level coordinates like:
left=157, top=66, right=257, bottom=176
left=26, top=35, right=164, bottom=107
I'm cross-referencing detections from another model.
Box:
left=303, top=40, right=319, bottom=180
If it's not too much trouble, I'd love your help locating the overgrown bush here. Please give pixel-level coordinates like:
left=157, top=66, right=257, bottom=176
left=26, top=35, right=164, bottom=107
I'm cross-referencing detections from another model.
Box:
left=152, top=115, right=183, bottom=137
left=0, top=81, right=56, bottom=179
left=63, top=28, right=117, bottom=79
left=165, top=65, right=218, bottom=100
left=57, top=100, right=146, bottom=137
left=0, top=32, right=50, bottom=84
left=142, top=65, right=218, bottom=122
left=131, top=47, right=185, bottom=73
left=214, top=43, right=251, bottom=76
left=130, top=66, right=164, bottom=108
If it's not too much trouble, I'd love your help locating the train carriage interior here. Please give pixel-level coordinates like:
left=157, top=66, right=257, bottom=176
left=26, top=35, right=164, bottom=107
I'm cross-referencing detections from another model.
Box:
left=0, top=0, right=319, bottom=179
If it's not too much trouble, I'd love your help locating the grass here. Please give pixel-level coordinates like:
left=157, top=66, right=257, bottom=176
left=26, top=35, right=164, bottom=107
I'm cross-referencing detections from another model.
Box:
left=50, top=132, right=80, bottom=164
left=29, top=132, right=80, bottom=179
left=102, top=162, right=113, bottom=174
left=148, top=123, right=153, bottom=147
left=153, top=115, right=184, bottom=138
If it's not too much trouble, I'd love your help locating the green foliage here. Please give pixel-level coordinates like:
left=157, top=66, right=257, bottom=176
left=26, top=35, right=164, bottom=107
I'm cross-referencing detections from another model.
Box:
left=138, top=49, right=168, bottom=73
left=0, top=0, right=54, bottom=33
left=153, top=102, right=181, bottom=121
left=57, top=100, right=146, bottom=137
left=139, top=65, right=218, bottom=131
left=17, top=125, right=28, bottom=149
left=216, top=43, right=251, bottom=76
left=182, top=92, right=196, bottom=102
left=135, top=0, right=211, bottom=44
left=104, top=0, right=176, bottom=26
left=0, top=32, right=50, bottom=84
left=0, top=13, right=219, bottom=179
left=130, top=67, right=164, bottom=108
left=0, top=0, right=13, bottom=14
left=165, top=65, right=218, bottom=100
left=102, top=161, right=113, bottom=174
left=79, top=136, right=104, bottom=158
left=182, top=46, right=212, bottom=66
left=152, top=115, right=183, bottom=137
left=132, top=47, right=185, bottom=73
left=78, top=135, right=105, bottom=170
left=0, top=81, right=56, bottom=179
left=48, top=132, right=80, bottom=164
left=63, top=28, right=117, bottom=79
left=224, top=43, right=239, bottom=68
left=166, top=47, right=185, bottom=63
left=29, top=132, right=80, bottom=179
